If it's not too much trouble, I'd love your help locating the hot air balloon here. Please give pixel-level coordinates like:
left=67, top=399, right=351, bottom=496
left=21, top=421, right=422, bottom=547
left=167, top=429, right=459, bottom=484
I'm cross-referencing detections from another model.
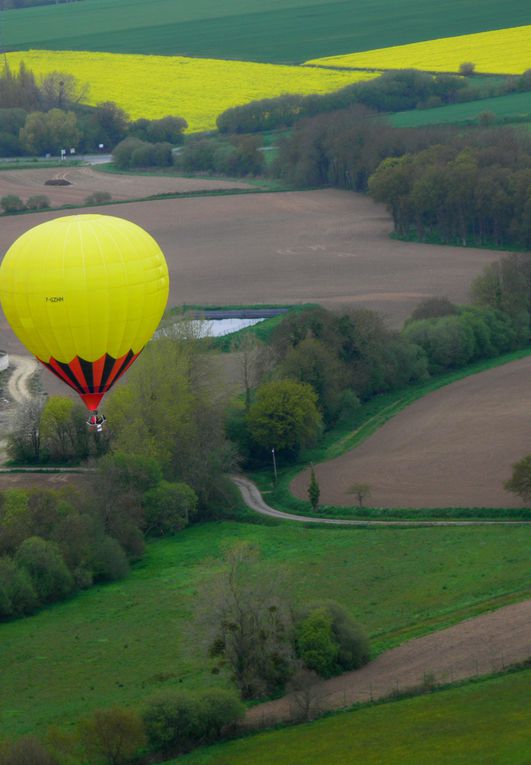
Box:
left=0, top=214, right=169, bottom=423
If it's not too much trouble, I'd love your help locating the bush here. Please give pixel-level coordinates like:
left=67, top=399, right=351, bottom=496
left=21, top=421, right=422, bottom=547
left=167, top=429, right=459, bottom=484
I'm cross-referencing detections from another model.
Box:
left=143, top=692, right=202, bottom=754
left=143, top=688, right=244, bottom=755
left=15, top=536, right=73, bottom=604
left=143, top=480, right=198, bottom=536
left=194, top=689, right=245, bottom=742
left=91, top=536, right=130, bottom=582
left=296, top=601, right=370, bottom=677
left=78, top=707, right=146, bottom=765
left=0, top=556, right=38, bottom=618
left=296, top=608, right=339, bottom=678
left=85, top=191, right=112, bottom=205
left=25, top=194, right=50, bottom=210
left=0, top=735, right=58, bottom=765
left=1, top=194, right=25, bottom=213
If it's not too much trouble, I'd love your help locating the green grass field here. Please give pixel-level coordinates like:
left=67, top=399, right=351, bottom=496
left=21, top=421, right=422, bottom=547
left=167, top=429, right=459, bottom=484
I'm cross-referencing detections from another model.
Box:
left=176, top=668, right=531, bottom=765
left=3, top=0, right=531, bottom=62
left=390, top=90, right=531, bottom=128
left=1, top=521, right=530, bottom=737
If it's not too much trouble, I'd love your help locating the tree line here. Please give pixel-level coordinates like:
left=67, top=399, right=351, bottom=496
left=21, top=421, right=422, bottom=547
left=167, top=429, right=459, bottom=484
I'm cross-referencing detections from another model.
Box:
left=216, top=69, right=531, bottom=134
left=229, top=252, right=531, bottom=467
left=0, top=62, right=187, bottom=157
left=0, top=0, right=81, bottom=7
left=269, top=105, right=531, bottom=250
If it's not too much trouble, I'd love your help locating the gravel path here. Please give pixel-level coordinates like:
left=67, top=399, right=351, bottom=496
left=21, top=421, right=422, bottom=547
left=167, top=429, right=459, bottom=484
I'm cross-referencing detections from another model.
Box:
left=246, top=598, right=531, bottom=727
left=231, top=475, right=531, bottom=526
left=6, top=354, right=37, bottom=404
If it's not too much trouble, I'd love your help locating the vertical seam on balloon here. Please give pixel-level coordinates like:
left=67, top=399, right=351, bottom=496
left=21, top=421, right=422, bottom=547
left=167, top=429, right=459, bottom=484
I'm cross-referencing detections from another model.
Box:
left=105, top=221, right=129, bottom=359
left=93, top=216, right=109, bottom=361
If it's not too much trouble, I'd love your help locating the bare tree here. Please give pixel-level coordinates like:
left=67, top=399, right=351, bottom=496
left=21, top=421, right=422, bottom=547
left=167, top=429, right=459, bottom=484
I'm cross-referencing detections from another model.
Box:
left=288, top=667, right=323, bottom=722
left=7, top=396, right=45, bottom=463
left=198, top=542, right=295, bottom=699
left=347, top=482, right=371, bottom=509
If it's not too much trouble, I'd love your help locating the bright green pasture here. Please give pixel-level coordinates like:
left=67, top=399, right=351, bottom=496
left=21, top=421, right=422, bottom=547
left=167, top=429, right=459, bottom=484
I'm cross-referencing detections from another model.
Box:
left=391, top=90, right=531, bottom=128
left=3, top=0, right=531, bottom=63
left=177, top=669, right=531, bottom=765
left=0, top=522, right=530, bottom=737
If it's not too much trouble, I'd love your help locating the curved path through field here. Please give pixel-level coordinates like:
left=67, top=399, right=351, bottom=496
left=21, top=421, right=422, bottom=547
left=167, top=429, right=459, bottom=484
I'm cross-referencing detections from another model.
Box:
left=245, top=598, right=531, bottom=727
left=232, top=476, right=530, bottom=526
left=292, top=356, right=531, bottom=510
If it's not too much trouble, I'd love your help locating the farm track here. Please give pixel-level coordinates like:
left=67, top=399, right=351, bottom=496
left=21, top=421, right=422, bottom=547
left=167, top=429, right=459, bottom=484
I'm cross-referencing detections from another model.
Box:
left=232, top=476, right=531, bottom=526
left=245, top=598, right=531, bottom=727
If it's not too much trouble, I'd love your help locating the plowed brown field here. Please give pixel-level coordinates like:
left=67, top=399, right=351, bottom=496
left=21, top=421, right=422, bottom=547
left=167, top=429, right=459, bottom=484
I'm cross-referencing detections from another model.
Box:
left=0, top=189, right=502, bottom=359
left=292, top=357, right=531, bottom=509
left=0, top=166, right=252, bottom=207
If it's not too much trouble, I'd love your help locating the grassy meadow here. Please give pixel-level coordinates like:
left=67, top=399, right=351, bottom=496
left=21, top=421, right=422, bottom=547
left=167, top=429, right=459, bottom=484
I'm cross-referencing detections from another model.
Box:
left=5, top=51, right=376, bottom=130
left=3, top=0, right=530, bottom=62
left=1, top=521, right=530, bottom=737
left=390, top=90, right=531, bottom=128
left=307, top=25, right=531, bottom=74
left=176, top=669, right=531, bottom=765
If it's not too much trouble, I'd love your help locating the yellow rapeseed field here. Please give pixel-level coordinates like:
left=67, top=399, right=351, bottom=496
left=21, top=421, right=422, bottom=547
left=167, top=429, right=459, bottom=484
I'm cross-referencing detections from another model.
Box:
left=305, top=25, right=531, bottom=75
left=7, top=50, right=377, bottom=131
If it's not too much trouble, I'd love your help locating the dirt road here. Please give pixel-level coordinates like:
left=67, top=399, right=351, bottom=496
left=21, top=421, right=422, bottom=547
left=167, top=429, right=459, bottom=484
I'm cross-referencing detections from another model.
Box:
left=6, top=354, right=38, bottom=403
left=232, top=475, right=531, bottom=526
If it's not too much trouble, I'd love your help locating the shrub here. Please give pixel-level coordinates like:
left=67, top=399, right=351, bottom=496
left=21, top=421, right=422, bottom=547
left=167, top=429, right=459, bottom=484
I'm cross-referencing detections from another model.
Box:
left=408, top=297, right=458, bottom=322
left=25, top=194, right=50, bottom=210
left=143, top=692, right=202, bottom=754
left=143, top=481, right=198, bottom=536
left=15, top=536, right=73, bottom=604
left=143, top=689, right=244, bottom=755
left=85, top=191, right=112, bottom=205
left=78, top=707, right=146, bottom=765
left=0, top=735, right=58, bottom=765
left=195, top=689, right=245, bottom=742
left=91, top=536, right=130, bottom=582
left=296, top=601, right=370, bottom=677
left=296, top=608, right=339, bottom=678
left=0, top=556, right=38, bottom=618
left=1, top=194, right=25, bottom=213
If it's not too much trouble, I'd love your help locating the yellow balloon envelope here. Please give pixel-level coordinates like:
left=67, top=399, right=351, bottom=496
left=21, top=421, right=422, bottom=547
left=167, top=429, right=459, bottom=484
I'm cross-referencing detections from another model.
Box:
left=0, top=214, right=169, bottom=411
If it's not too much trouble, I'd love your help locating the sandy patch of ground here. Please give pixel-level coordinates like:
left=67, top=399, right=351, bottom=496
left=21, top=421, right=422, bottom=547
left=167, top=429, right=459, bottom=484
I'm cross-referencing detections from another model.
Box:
left=292, top=357, right=531, bottom=509
left=0, top=166, right=252, bottom=206
left=246, top=598, right=531, bottom=727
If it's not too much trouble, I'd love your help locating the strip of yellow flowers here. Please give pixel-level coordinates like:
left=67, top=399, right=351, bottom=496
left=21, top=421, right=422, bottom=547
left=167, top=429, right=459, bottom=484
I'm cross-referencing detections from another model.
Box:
left=7, top=50, right=378, bottom=132
left=305, top=25, right=531, bottom=75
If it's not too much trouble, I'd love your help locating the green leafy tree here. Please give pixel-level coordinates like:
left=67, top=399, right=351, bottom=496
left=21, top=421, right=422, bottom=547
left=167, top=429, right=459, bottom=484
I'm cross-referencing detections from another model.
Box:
left=296, top=601, right=370, bottom=677
left=0, top=556, right=38, bottom=617
left=295, top=608, right=339, bottom=678
left=143, top=480, right=197, bottom=536
left=105, top=332, right=236, bottom=512
left=78, top=707, right=146, bottom=765
left=246, top=379, right=322, bottom=458
left=143, top=692, right=202, bottom=755
left=0, top=194, right=25, bottom=213
left=15, top=536, right=73, bottom=604
left=504, top=455, right=531, bottom=503
left=40, top=396, right=88, bottom=463
left=19, top=108, right=80, bottom=155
